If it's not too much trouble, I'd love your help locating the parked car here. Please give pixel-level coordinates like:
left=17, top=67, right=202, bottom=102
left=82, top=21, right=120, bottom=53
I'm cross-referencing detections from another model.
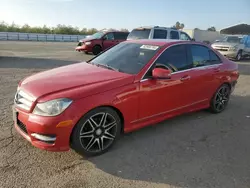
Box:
left=211, top=35, right=250, bottom=61
left=127, top=26, right=193, bottom=41
left=75, top=30, right=129, bottom=55
left=13, top=39, right=239, bottom=156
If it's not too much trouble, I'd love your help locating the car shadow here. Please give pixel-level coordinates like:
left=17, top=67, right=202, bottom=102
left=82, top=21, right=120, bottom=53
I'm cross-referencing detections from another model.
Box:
left=0, top=56, right=80, bottom=69
left=88, top=95, right=250, bottom=188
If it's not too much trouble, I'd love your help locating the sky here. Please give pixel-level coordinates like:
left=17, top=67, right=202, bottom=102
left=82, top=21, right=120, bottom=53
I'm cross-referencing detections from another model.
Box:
left=1, top=0, right=250, bottom=31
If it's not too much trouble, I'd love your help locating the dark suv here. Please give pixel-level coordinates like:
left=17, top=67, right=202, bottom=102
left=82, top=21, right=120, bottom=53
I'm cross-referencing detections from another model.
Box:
left=75, top=30, right=129, bottom=55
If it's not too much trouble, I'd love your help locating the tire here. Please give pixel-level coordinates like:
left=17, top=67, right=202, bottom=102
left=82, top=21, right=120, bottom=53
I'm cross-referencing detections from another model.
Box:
left=209, top=84, right=231, bottom=113
left=70, top=107, right=122, bottom=157
left=235, top=50, right=242, bottom=61
left=84, top=51, right=89, bottom=54
left=92, top=45, right=102, bottom=55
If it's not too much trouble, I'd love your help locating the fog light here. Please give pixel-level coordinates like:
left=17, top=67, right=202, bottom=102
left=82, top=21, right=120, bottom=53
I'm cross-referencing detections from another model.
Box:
left=31, top=133, right=56, bottom=142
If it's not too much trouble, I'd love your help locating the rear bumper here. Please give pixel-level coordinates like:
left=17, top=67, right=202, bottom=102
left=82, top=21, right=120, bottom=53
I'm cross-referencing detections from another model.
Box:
left=230, top=80, right=237, bottom=93
left=12, top=105, right=75, bottom=152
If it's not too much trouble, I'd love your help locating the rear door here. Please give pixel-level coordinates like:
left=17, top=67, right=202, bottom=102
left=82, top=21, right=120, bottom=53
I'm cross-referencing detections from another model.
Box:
left=187, top=44, right=222, bottom=101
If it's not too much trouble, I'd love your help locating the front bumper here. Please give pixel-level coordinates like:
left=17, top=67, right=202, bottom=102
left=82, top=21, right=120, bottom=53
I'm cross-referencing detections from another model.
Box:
left=12, top=105, right=75, bottom=152
left=75, top=44, right=92, bottom=52
left=216, top=50, right=237, bottom=58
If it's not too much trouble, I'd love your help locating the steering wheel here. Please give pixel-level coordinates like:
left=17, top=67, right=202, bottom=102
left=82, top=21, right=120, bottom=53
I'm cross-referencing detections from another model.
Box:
left=155, top=63, right=178, bottom=72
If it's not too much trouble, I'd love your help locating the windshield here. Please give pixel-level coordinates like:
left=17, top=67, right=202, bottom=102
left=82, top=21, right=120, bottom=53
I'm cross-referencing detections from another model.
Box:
left=91, top=32, right=105, bottom=39
left=222, top=36, right=242, bottom=43
left=127, top=29, right=151, bottom=40
left=90, top=42, right=161, bottom=74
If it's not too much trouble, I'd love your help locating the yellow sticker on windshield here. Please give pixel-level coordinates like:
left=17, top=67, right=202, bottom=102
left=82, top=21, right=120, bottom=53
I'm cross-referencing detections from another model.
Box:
left=140, top=45, right=159, bottom=50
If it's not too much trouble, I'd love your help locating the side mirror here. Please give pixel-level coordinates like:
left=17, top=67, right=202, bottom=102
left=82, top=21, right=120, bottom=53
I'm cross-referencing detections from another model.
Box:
left=191, top=38, right=195, bottom=41
left=152, top=68, right=171, bottom=79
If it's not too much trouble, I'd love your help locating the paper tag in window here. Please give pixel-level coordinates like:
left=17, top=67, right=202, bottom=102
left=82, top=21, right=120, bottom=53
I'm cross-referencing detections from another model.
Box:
left=140, top=45, right=159, bottom=50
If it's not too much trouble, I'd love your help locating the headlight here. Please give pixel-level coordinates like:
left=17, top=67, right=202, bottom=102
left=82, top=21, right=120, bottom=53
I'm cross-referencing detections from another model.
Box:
left=229, top=45, right=238, bottom=51
left=85, top=41, right=91, bottom=45
left=33, top=98, right=72, bottom=116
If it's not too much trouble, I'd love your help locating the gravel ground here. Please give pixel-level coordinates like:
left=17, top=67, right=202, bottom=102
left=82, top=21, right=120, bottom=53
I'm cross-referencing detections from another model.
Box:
left=0, top=41, right=250, bottom=188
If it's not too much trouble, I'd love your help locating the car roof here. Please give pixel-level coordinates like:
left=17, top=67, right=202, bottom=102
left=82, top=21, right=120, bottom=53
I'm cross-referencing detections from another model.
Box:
left=124, top=39, right=195, bottom=47
left=133, top=26, right=178, bottom=30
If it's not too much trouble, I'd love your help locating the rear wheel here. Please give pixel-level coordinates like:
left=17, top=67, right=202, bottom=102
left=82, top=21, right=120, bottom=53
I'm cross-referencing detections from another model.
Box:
left=71, top=107, right=121, bottom=156
left=92, top=45, right=102, bottom=55
left=209, top=84, right=231, bottom=113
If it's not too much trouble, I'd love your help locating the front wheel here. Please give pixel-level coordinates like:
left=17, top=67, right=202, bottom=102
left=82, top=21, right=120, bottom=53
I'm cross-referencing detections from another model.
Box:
left=209, top=84, right=231, bottom=113
left=235, top=50, right=242, bottom=61
left=92, top=45, right=102, bottom=55
left=71, top=107, right=121, bottom=156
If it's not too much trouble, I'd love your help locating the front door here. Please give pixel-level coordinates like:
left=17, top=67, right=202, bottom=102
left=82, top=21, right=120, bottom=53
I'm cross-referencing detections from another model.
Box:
left=138, top=44, right=195, bottom=120
left=102, top=32, right=116, bottom=50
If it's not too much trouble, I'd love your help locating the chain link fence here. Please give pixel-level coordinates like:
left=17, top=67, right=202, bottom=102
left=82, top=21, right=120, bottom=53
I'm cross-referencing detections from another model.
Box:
left=0, top=32, right=86, bottom=42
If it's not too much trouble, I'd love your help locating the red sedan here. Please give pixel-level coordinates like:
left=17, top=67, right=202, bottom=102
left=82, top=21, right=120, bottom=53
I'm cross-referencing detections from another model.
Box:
left=13, top=39, right=239, bottom=156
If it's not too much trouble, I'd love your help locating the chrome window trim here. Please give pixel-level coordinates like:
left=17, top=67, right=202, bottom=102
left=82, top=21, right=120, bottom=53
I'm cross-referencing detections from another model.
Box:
left=140, top=43, right=222, bottom=82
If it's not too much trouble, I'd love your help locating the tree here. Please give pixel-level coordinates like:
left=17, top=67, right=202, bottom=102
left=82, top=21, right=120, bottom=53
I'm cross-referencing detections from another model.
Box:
left=173, top=21, right=185, bottom=30
left=0, top=21, right=129, bottom=35
left=120, top=28, right=129, bottom=32
left=207, top=26, right=216, bottom=32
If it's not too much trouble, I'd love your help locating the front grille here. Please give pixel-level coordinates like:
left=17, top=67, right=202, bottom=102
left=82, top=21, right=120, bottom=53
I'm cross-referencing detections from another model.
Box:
left=17, top=120, right=28, bottom=134
left=14, top=90, right=34, bottom=111
left=78, top=42, right=83, bottom=46
left=214, top=46, right=229, bottom=51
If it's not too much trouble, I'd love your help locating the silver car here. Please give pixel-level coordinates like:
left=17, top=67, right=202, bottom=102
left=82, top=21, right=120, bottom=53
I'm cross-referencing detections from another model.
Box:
left=211, top=35, right=250, bottom=61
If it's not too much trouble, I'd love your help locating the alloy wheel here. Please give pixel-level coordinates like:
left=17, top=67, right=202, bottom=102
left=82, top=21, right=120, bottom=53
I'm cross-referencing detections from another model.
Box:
left=79, top=112, right=117, bottom=153
left=214, top=85, right=230, bottom=112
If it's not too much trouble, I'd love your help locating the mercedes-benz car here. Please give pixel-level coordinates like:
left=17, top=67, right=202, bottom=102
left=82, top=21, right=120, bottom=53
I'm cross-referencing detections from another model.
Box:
left=13, top=39, right=239, bottom=156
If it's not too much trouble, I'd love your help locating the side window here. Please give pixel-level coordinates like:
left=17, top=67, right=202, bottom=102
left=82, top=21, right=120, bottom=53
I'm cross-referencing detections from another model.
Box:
left=247, top=36, right=250, bottom=47
left=209, top=50, right=221, bottom=64
left=170, top=31, right=179, bottom=39
left=190, top=45, right=220, bottom=67
left=180, top=32, right=191, bottom=40
left=155, top=45, right=191, bottom=72
left=153, top=29, right=168, bottom=39
left=114, top=32, right=129, bottom=40
left=104, top=33, right=114, bottom=40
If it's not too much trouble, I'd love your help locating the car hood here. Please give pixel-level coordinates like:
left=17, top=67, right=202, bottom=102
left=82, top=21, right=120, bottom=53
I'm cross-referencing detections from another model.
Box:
left=79, top=37, right=97, bottom=42
left=19, top=62, right=133, bottom=100
left=212, top=42, right=239, bottom=47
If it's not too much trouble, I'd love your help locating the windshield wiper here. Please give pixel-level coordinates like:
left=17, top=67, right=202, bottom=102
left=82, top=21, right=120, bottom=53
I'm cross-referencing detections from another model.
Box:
left=95, top=63, right=119, bottom=72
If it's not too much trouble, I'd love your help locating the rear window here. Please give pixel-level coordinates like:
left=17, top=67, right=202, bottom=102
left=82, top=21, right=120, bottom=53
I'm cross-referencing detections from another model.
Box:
left=127, top=29, right=151, bottom=40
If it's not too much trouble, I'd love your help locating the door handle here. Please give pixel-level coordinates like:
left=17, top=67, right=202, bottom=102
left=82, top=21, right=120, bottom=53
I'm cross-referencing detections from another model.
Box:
left=180, top=75, right=191, bottom=81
